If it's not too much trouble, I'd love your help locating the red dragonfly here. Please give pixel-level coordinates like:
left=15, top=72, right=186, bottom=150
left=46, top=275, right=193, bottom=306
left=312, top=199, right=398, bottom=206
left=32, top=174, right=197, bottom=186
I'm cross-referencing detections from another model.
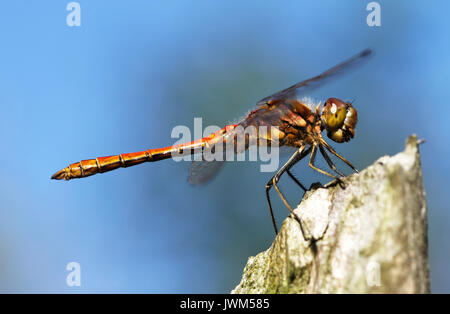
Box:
left=52, top=49, right=372, bottom=239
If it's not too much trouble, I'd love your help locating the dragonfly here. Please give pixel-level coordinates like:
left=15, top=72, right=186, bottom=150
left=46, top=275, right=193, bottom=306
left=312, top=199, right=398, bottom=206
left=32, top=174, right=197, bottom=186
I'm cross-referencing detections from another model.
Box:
left=52, top=49, right=372, bottom=240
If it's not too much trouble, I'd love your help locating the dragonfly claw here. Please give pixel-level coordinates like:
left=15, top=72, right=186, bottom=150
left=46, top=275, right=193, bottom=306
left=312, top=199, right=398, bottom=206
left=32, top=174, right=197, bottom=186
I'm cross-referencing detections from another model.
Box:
left=338, top=180, right=347, bottom=189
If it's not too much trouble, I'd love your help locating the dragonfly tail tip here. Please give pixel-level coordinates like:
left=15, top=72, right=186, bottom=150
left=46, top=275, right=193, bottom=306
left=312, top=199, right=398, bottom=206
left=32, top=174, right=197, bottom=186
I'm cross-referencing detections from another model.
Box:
left=51, top=169, right=66, bottom=180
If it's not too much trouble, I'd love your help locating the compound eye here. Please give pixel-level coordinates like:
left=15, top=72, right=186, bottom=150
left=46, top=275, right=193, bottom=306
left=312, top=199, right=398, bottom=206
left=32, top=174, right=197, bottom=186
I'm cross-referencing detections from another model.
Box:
left=322, top=98, right=347, bottom=130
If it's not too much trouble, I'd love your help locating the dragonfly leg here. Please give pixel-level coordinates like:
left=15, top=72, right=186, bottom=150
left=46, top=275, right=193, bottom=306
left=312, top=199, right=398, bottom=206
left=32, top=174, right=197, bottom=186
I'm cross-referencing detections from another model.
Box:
left=272, top=174, right=310, bottom=241
left=265, top=185, right=279, bottom=235
left=318, top=144, right=345, bottom=177
left=308, top=145, right=340, bottom=180
left=265, top=146, right=311, bottom=239
left=286, top=170, right=308, bottom=192
left=320, top=139, right=359, bottom=173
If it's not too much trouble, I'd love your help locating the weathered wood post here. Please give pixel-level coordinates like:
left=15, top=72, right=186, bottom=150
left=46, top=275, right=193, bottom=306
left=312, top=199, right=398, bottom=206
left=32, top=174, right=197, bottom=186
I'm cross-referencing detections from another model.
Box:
left=232, top=135, right=429, bottom=294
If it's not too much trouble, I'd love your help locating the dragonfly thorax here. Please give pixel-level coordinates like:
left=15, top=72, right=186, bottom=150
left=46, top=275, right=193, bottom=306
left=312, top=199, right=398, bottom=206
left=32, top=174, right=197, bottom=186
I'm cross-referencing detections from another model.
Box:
left=320, top=97, right=357, bottom=143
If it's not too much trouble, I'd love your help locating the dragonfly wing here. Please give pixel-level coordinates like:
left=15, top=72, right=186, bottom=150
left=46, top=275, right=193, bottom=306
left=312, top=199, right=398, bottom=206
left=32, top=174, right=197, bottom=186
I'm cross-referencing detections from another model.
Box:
left=188, top=159, right=224, bottom=185
left=257, top=49, right=372, bottom=106
left=188, top=125, right=242, bottom=185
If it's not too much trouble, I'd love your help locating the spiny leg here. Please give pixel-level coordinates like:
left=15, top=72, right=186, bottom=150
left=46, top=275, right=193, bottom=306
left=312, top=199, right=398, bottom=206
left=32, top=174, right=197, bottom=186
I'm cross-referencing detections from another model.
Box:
left=265, top=146, right=310, bottom=230
left=318, top=144, right=345, bottom=177
left=266, top=146, right=311, bottom=239
left=320, top=139, right=358, bottom=173
left=272, top=176, right=310, bottom=240
left=308, top=145, right=340, bottom=180
left=265, top=186, right=278, bottom=235
left=266, top=151, right=303, bottom=235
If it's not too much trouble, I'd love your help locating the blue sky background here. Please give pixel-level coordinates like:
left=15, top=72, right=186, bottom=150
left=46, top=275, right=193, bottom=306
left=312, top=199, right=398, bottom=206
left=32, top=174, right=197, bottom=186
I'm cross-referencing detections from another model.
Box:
left=0, top=1, right=449, bottom=292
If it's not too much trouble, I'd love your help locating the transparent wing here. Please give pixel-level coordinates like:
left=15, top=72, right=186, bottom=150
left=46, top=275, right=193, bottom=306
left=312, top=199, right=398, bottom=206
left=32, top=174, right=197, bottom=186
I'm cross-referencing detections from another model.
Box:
left=188, top=159, right=224, bottom=185
left=187, top=123, right=254, bottom=185
left=187, top=131, right=231, bottom=185
left=257, top=49, right=372, bottom=106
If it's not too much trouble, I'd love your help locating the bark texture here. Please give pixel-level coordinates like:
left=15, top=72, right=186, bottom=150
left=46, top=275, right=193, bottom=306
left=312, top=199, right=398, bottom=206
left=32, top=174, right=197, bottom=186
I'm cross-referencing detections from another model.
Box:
left=232, top=135, right=429, bottom=294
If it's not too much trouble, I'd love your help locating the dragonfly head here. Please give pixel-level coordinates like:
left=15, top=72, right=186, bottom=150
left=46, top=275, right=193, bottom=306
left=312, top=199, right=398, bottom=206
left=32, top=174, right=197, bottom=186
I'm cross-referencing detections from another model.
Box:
left=320, top=98, right=357, bottom=143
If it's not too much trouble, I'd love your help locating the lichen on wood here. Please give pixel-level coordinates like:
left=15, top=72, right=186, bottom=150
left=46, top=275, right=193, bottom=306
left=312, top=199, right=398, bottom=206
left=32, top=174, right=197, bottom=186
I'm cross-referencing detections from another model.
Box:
left=232, top=135, right=429, bottom=294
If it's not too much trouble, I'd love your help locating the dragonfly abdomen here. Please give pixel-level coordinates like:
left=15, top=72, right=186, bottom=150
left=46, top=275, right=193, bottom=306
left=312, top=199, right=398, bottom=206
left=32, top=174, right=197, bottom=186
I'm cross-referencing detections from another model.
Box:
left=51, top=125, right=236, bottom=180
left=50, top=150, right=170, bottom=180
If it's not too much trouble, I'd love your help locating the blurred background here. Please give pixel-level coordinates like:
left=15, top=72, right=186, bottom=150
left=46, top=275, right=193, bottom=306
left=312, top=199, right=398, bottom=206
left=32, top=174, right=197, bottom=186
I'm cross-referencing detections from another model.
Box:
left=0, top=1, right=449, bottom=293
